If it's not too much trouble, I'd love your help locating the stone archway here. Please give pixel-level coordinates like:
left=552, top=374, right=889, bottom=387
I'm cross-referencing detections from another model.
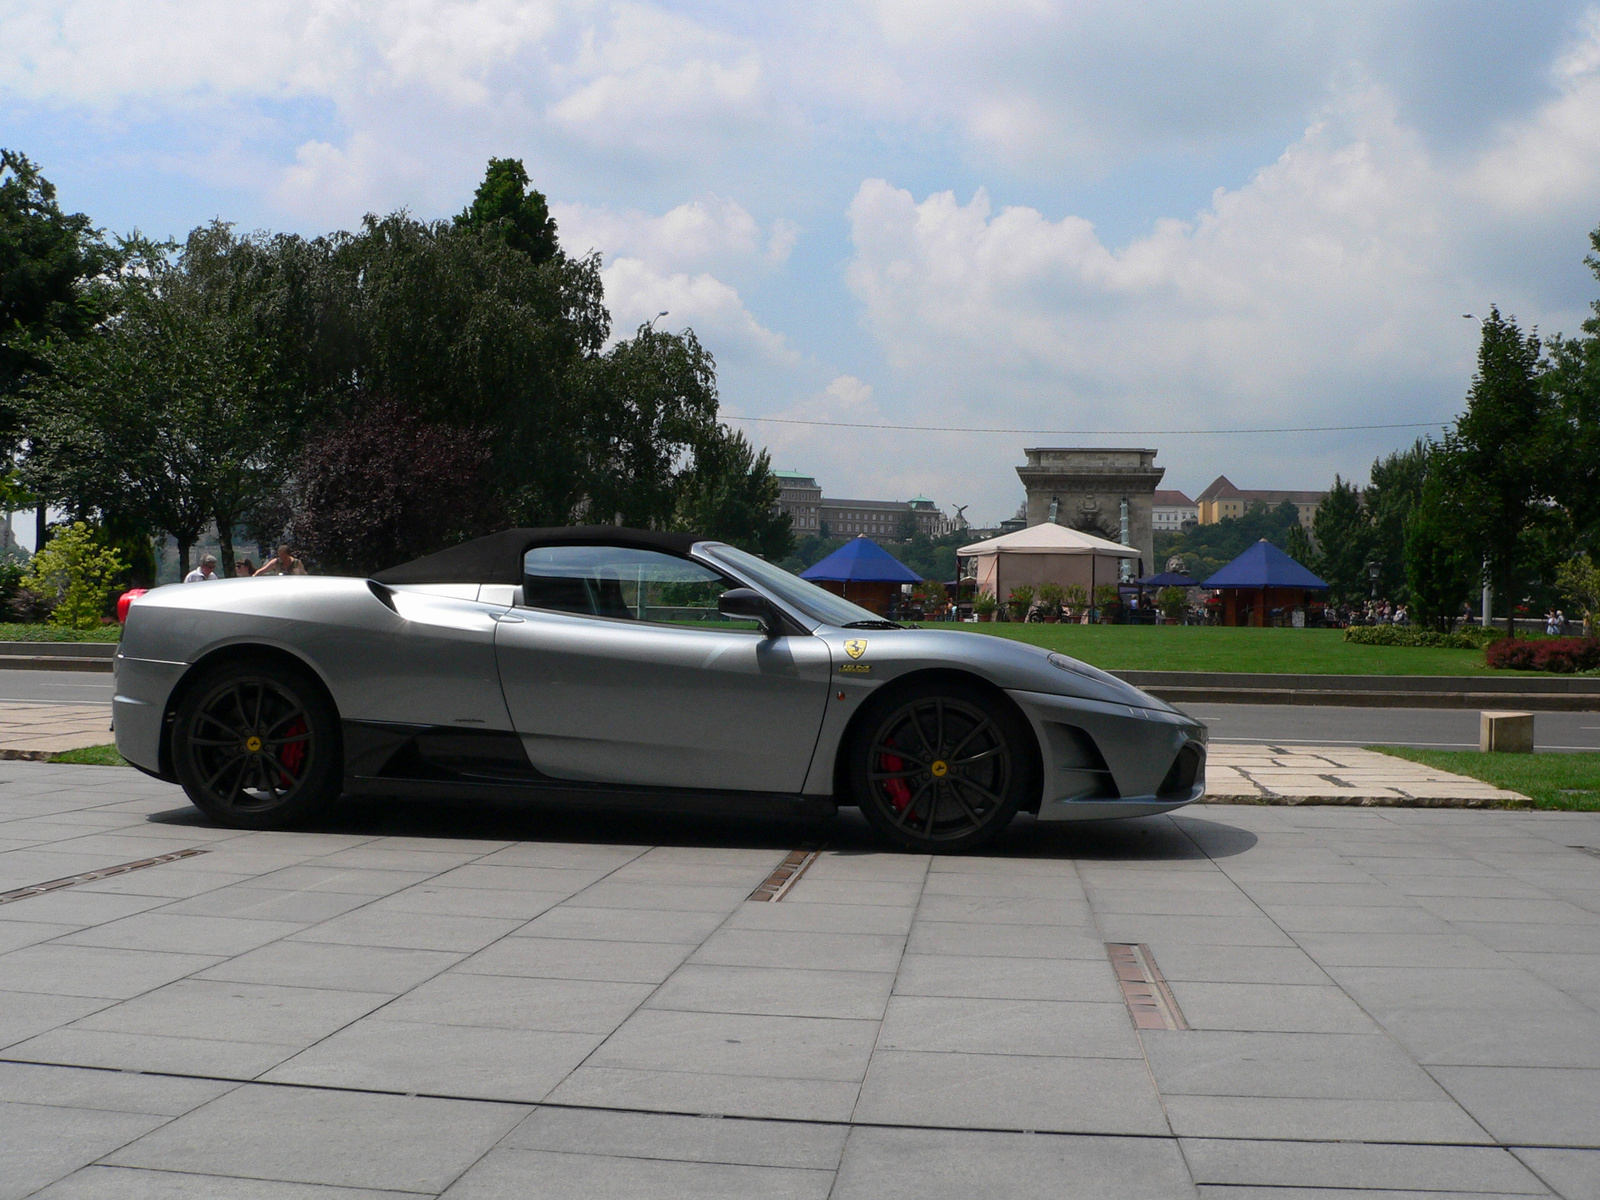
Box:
left=1016, top=447, right=1165, bottom=574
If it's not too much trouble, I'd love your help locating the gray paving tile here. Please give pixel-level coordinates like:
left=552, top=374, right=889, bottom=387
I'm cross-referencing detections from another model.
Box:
left=1293, top=931, right=1513, bottom=969
left=783, top=879, right=923, bottom=907
left=832, top=1126, right=1197, bottom=1200
left=0, top=918, right=77, bottom=952
left=1373, top=1006, right=1600, bottom=1067
left=1164, top=1093, right=1490, bottom=1142
left=1430, top=1065, right=1600, bottom=1147
left=1194, top=1189, right=1544, bottom=1199
left=558, top=880, right=751, bottom=912
left=1084, top=888, right=1261, bottom=917
left=1096, top=914, right=1295, bottom=946
left=921, top=870, right=1082, bottom=900
left=517, top=904, right=728, bottom=943
left=1142, top=1029, right=1448, bottom=1100
left=308, top=847, right=484, bottom=872
left=195, top=940, right=461, bottom=993
left=0, top=889, right=167, bottom=926
left=374, top=971, right=651, bottom=1033
left=441, top=1146, right=834, bottom=1199
left=249, top=865, right=439, bottom=895
left=471, top=842, right=647, bottom=868
left=0, top=1061, right=232, bottom=1114
left=290, top=909, right=523, bottom=953
left=0, top=944, right=220, bottom=998
left=805, top=853, right=929, bottom=883
left=0, top=1101, right=167, bottom=1200
left=73, top=867, right=257, bottom=899
left=106, top=1084, right=527, bottom=1192
left=1179, top=1137, right=1550, bottom=1192
left=423, top=863, right=608, bottom=893
left=8, top=1026, right=298, bottom=1077
left=877, top=995, right=1142, bottom=1058
left=547, top=1064, right=861, bottom=1121
left=1259, top=904, right=1453, bottom=934
left=1513, top=1146, right=1600, bottom=1200
left=158, top=887, right=373, bottom=924
left=891, top=952, right=1121, bottom=1001
left=853, top=1050, right=1169, bottom=1135
left=56, top=913, right=303, bottom=956
left=31, top=1166, right=417, bottom=1199
left=914, top=894, right=1092, bottom=925
left=0, top=990, right=114, bottom=1049
left=265, top=1017, right=601, bottom=1101
left=69, top=979, right=390, bottom=1044
left=1141, top=942, right=1329, bottom=985
left=727, top=900, right=916, bottom=936
left=646, top=963, right=893, bottom=1019
left=1168, top=982, right=1376, bottom=1034
left=906, top=920, right=1106, bottom=959
left=690, top=928, right=906, bottom=973
left=588, top=1008, right=878, bottom=1080
left=361, top=886, right=570, bottom=920
left=458, top=935, right=691, bottom=983
left=502, top=1106, right=847, bottom=1168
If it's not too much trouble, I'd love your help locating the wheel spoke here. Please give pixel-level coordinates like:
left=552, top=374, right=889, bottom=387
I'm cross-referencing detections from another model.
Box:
left=264, top=706, right=305, bottom=736
left=195, top=710, right=242, bottom=737
left=261, top=748, right=301, bottom=787
left=868, top=768, right=923, bottom=780
left=952, top=744, right=1003, bottom=766
left=946, top=778, right=987, bottom=824
left=911, top=709, right=936, bottom=759
left=946, top=719, right=995, bottom=760
left=264, top=732, right=310, bottom=747
left=872, top=743, right=928, bottom=768
left=203, top=752, right=247, bottom=792
left=924, top=783, right=940, bottom=835
left=935, top=699, right=945, bottom=756
left=892, top=779, right=934, bottom=829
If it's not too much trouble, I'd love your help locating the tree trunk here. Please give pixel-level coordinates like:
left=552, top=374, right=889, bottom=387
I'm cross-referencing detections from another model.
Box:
left=34, top=503, right=47, bottom=553
left=216, top=518, right=235, bottom=579
left=178, top=538, right=193, bottom=579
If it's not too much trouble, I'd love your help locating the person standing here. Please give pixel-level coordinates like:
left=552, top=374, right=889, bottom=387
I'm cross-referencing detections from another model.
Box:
left=254, top=545, right=307, bottom=576
left=234, top=558, right=255, bottom=577
left=183, top=555, right=220, bottom=583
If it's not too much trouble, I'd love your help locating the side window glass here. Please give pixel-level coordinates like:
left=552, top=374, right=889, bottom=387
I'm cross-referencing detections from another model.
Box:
left=520, top=546, right=760, bottom=629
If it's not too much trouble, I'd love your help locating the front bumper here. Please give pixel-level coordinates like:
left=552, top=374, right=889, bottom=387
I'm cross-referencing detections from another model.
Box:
left=1006, top=689, right=1206, bottom=821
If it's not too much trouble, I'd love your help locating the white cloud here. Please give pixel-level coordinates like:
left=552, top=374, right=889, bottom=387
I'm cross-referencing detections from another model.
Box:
left=600, top=257, right=796, bottom=367
left=554, top=193, right=769, bottom=273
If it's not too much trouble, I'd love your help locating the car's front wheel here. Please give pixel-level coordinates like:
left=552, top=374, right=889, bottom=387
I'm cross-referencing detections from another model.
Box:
left=848, top=682, right=1035, bottom=852
left=172, top=658, right=341, bottom=829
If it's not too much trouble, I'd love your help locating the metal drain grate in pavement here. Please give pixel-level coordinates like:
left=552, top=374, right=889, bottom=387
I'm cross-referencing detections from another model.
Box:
left=0, top=848, right=209, bottom=905
left=1107, top=942, right=1188, bottom=1031
left=747, top=848, right=820, bottom=901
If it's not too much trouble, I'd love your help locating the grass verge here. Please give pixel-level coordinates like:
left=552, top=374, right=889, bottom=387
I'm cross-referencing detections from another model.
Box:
left=949, top=624, right=1520, bottom=676
left=1370, top=746, right=1600, bottom=811
left=48, top=744, right=127, bottom=766
left=0, top=623, right=120, bottom=643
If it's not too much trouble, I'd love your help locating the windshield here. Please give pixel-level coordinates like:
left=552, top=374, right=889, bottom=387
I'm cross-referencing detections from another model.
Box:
left=701, top=543, right=893, bottom=628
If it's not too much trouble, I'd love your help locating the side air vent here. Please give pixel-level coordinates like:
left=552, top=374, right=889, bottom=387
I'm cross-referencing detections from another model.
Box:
left=1158, top=742, right=1203, bottom=800
left=1046, top=723, right=1119, bottom=802
left=367, top=580, right=398, bottom=612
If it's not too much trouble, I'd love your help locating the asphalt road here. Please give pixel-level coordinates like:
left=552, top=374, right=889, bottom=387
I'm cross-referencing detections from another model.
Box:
left=5, top=669, right=1596, bottom=752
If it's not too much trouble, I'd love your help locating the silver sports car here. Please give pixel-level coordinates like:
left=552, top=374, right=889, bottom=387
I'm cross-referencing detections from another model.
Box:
left=114, top=527, right=1205, bottom=852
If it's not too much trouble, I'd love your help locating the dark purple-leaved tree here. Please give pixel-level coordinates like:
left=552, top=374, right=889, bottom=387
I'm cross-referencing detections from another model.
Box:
left=292, top=396, right=500, bottom=576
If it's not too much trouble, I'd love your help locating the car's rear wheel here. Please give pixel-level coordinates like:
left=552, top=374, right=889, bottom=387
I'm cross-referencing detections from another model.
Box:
left=848, top=682, right=1034, bottom=853
left=172, top=659, right=341, bottom=829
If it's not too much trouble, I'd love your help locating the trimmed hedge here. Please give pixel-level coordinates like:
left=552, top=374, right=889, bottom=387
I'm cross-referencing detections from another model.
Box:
left=1486, top=636, right=1600, bottom=673
left=1343, top=625, right=1495, bottom=650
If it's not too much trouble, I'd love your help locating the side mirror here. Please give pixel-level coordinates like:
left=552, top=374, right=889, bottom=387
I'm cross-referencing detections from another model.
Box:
left=718, top=588, right=781, bottom=636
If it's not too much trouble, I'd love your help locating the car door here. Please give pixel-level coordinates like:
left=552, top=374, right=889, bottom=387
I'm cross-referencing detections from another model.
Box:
left=493, top=544, right=832, bottom=793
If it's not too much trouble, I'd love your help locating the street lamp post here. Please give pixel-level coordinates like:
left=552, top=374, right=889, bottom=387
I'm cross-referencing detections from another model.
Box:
left=1367, top=560, right=1380, bottom=600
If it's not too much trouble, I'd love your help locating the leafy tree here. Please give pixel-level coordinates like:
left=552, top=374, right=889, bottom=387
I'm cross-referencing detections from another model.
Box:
left=1364, top=440, right=1431, bottom=602
left=1442, top=307, right=1560, bottom=637
left=1543, top=225, right=1600, bottom=556
left=1312, top=476, right=1372, bottom=604
left=291, top=396, right=500, bottom=576
left=1155, top=500, right=1304, bottom=582
left=455, top=158, right=560, bottom=265
left=897, top=509, right=918, bottom=542
left=1403, top=473, right=1476, bottom=630
left=0, top=151, right=119, bottom=545
left=1555, top=553, right=1600, bottom=635
left=22, top=520, right=123, bottom=628
left=672, top=426, right=793, bottom=560
left=1282, top=521, right=1316, bottom=571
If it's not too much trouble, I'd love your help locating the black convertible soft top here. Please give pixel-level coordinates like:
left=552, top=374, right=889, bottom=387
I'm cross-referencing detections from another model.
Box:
left=372, top=527, right=707, bottom=586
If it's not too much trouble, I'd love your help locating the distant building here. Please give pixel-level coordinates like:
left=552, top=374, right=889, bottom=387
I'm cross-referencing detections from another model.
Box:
left=774, top=471, right=822, bottom=534
left=1195, top=476, right=1324, bottom=530
left=1152, top=489, right=1197, bottom=532
left=1015, top=447, right=1164, bottom=574
left=771, top=472, right=955, bottom=540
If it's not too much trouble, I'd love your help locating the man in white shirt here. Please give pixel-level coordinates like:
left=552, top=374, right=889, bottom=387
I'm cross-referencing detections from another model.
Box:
left=183, top=555, right=220, bottom=583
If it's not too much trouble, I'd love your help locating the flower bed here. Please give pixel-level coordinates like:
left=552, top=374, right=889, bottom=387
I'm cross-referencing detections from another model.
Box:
left=1343, top=625, right=1500, bottom=650
left=1485, top=636, right=1600, bottom=673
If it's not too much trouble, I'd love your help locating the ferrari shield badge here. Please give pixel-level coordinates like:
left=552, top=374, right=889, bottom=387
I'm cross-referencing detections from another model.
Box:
left=844, top=639, right=868, bottom=659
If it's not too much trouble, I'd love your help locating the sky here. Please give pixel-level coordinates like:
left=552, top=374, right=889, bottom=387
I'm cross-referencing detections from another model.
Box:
left=6, top=1, right=1600, bottom=526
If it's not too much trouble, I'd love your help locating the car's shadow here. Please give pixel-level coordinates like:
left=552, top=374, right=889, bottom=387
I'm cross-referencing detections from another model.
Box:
left=148, top=796, right=1258, bottom=861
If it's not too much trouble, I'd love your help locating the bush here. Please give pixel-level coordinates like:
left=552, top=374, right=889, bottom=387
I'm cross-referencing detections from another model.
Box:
left=1486, top=636, right=1600, bottom=673
left=1036, top=582, right=1064, bottom=618
left=1344, top=625, right=1485, bottom=649
left=21, top=522, right=125, bottom=630
left=973, top=591, right=997, bottom=616
left=1156, top=586, right=1188, bottom=619
left=1008, top=585, right=1035, bottom=619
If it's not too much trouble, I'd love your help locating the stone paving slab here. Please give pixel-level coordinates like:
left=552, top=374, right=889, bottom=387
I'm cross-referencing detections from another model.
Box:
left=0, top=761, right=1596, bottom=1197
left=1204, top=744, right=1530, bottom=806
left=0, top=702, right=114, bottom=757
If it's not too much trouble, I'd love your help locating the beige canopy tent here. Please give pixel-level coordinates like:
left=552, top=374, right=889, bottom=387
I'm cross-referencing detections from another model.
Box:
left=957, top=522, right=1137, bottom=602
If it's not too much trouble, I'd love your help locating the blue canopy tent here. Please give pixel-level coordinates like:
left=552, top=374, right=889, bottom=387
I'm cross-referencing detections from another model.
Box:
left=1202, top=539, right=1328, bottom=627
left=801, top=536, right=922, bottom=615
left=1136, top=571, right=1200, bottom=588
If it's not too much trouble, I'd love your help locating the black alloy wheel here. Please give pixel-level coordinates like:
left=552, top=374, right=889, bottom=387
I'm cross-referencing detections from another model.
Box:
left=849, top=683, right=1033, bottom=852
left=172, top=659, right=341, bottom=829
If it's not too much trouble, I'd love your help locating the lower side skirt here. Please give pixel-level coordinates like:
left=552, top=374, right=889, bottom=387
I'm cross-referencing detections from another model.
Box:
left=342, top=775, right=837, bottom=820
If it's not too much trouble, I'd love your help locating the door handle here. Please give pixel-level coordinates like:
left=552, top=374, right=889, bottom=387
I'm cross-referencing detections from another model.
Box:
left=496, top=614, right=525, bottom=624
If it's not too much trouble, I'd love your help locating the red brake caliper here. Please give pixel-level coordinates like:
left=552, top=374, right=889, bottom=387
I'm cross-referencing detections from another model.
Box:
left=278, top=719, right=308, bottom=787
left=879, top=745, right=913, bottom=814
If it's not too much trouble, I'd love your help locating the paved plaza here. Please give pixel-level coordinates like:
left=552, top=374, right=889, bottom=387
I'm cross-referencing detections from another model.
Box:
left=0, top=762, right=1598, bottom=1197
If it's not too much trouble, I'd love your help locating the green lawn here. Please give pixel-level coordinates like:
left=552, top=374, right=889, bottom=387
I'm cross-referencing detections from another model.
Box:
left=946, top=624, right=1510, bottom=675
left=48, top=744, right=126, bottom=766
left=1371, top=746, right=1600, bottom=811
left=0, top=624, right=120, bottom=643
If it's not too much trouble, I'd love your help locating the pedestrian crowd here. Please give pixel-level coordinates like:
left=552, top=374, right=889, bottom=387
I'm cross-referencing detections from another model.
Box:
left=183, top=544, right=306, bottom=583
